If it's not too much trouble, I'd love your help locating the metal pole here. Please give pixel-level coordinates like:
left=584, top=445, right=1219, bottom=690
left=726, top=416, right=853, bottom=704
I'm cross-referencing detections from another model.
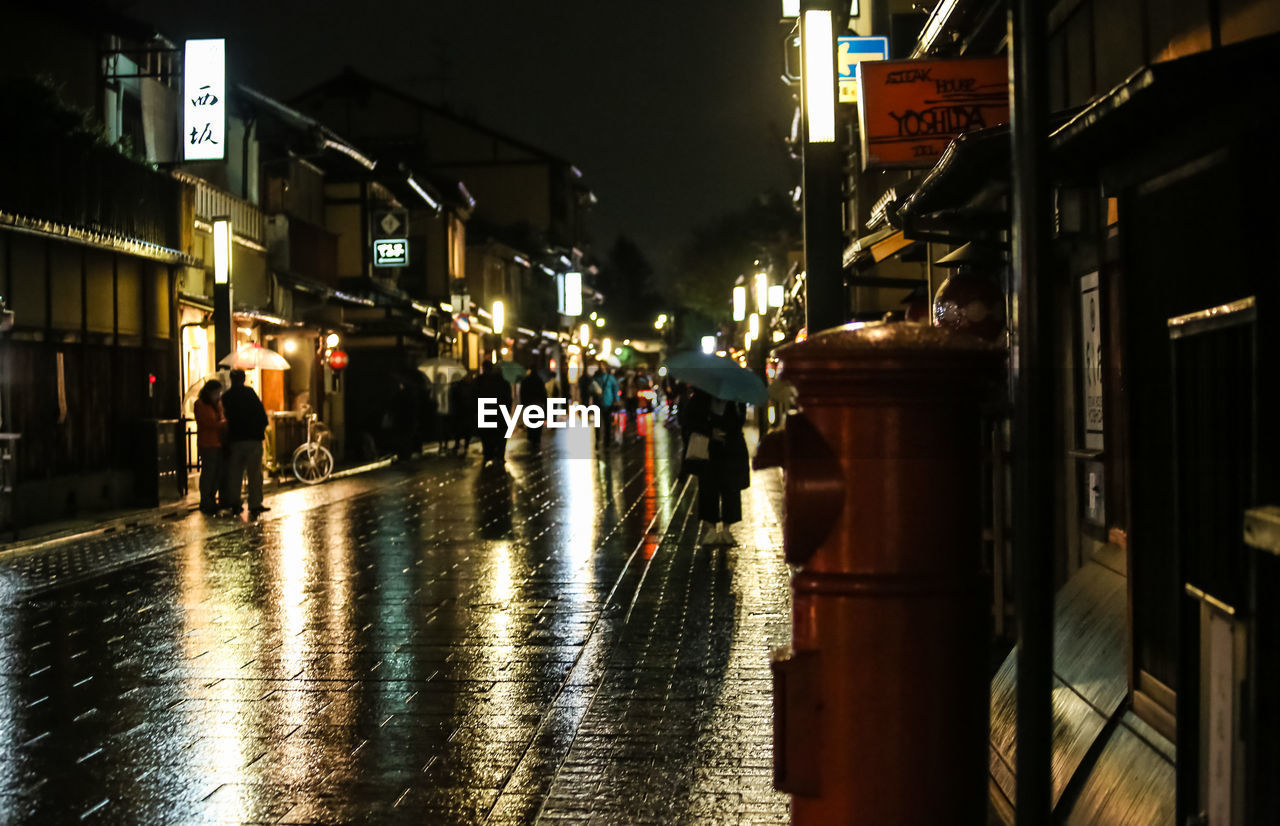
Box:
left=1009, top=0, right=1054, bottom=823
left=800, top=0, right=846, bottom=333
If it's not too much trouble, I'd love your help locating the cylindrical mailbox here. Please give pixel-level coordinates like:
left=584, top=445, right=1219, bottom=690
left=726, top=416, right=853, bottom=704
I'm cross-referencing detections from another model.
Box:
left=764, top=321, right=1002, bottom=825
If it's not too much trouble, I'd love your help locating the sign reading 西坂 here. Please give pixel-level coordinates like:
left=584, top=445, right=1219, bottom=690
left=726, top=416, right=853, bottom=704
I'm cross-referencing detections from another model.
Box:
left=373, top=238, right=409, bottom=268
left=856, top=57, right=1008, bottom=168
left=837, top=36, right=889, bottom=104
left=183, top=39, right=226, bottom=161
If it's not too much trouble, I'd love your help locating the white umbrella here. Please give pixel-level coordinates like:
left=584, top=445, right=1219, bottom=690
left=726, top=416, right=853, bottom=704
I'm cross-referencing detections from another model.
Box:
left=219, top=344, right=291, bottom=371
left=417, top=357, right=467, bottom=382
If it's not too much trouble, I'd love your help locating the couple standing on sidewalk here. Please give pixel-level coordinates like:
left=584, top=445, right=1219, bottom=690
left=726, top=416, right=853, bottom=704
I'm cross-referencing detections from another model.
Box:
left=192, top=368, right=271, bottom=515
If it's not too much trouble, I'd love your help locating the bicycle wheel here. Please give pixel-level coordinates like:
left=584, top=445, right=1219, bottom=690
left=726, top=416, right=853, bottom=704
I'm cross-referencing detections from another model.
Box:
left=292, top=444, right=334, bottom=484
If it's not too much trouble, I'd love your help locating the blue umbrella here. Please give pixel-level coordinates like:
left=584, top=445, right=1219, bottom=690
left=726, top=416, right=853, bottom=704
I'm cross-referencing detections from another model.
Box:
left=665, top=351, right=768, bottom=405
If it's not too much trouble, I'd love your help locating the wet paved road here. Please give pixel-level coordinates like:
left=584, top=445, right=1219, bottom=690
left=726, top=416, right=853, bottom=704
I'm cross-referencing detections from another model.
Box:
left=0, top=413, right=790, bottom=824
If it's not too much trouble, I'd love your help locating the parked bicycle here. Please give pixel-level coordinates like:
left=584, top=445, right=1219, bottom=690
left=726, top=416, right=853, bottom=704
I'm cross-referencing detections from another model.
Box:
left=292, top=414, right=334, bottom=484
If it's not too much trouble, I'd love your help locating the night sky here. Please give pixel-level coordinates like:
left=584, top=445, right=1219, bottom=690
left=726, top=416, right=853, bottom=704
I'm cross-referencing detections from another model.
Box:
left=118, top=0, right=797, bottom=272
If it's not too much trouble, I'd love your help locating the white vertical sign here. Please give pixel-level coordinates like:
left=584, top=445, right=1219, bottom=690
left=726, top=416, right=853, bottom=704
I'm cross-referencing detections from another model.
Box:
left=183, top=39, right=226, bottom=161
left=559, top=271, right=582, bottom=317
left=1079, top=272, right=1103, bottom=450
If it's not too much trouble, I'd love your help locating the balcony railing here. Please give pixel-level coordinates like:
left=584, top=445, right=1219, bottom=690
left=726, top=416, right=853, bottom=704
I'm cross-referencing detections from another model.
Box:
left=179, top=173, right=264, bottom=244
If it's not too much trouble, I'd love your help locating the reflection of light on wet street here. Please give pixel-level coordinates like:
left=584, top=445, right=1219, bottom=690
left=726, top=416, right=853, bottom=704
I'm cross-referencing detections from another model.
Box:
left=0, top=424, right=790, bottom=823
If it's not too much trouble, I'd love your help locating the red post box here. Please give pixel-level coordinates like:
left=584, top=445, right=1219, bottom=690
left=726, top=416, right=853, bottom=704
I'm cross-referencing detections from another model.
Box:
left=759, top=321, right=1002, bottom=825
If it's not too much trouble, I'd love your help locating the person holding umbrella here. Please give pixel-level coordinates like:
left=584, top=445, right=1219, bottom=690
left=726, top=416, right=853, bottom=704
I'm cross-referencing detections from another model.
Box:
left=683, top=386, right=749, bottom=546
left=221, top=368, right=270, bottom=514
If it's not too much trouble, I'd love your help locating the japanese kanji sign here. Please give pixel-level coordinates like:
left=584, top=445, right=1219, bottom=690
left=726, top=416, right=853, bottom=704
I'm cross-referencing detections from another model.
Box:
left=183, top=39, right=226, bottom=161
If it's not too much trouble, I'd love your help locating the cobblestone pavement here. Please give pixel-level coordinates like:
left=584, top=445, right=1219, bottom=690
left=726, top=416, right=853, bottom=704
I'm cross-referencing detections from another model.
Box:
left=0, top=412, right=791, bottom=824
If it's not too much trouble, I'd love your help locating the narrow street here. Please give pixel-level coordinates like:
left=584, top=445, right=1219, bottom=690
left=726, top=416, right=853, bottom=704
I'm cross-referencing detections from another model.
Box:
left=0, top=418, right=790, bottom=825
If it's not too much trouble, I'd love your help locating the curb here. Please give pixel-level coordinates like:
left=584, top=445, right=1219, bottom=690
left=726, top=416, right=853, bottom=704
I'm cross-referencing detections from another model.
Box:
left=0, top=454, right=402, bottom=558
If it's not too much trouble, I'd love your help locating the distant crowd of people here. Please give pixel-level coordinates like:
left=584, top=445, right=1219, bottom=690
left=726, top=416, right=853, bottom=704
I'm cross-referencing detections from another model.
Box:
left=192, top=360, right=753, bottom=546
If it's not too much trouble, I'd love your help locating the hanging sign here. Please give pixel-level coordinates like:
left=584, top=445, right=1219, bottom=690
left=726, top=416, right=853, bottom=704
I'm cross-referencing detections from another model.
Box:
left=857, top=57, right=1008, bottom=168
left=373, top=238, right=409, bottom=268
left=183, top=39, right=226, bottom=161
left=327, top=349, right=349, bottom=370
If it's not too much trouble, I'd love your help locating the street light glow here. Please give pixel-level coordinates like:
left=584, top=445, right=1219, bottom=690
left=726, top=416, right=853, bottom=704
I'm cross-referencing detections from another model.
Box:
left=768, top=284, right=786, bottom=307
left=595, top=317, right=605, bottom=327
left=733, top=285, right=747, bottom=322
left=754, top=272, right=768, bottom=314
left=748, top=313, right=760, bottom=338
left=579, top=322, right=590, bottom=344
left=701, top=336, right=716, bottom=355
left=802, top=9, right=836, bottom=143
left=492, top=300, right=505, bottom=334
left=212, top=217, right=231, bottom=285
left=602, top=337, right=612, bottom=355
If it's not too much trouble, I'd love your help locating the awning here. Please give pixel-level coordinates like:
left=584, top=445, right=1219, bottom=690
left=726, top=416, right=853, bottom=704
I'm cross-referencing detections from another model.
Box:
left=1051, top=30, right=1280, bottom=165
left=843, top=224, right=920, bottom=269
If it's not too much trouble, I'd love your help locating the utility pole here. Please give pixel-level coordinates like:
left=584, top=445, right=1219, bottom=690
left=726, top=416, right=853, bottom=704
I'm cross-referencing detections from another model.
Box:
left=1009, top=0, right=1054, bottom=823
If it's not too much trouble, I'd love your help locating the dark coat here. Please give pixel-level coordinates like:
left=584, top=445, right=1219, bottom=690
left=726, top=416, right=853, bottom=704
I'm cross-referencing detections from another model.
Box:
left=683, top=388, right=749, bottom=490
left=221, top=385, right=268, bottom=442
left=475, top=371, right=513, bottom=408
left=519, top=373, right=548, bottom=408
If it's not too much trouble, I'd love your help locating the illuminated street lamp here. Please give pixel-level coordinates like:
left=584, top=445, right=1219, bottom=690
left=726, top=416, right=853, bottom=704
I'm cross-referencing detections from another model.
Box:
left=768, top=284, right=786, bottom=308
left=602, top=337, right=612, bottom=356
left=799, top=2, right=845, bottom=332
left=700, top=336, right=717, bottom=355
left=492, top=300, right=505, bottom=334
left=732, top=285, right=747, bottom=322
left=748, top=313, right=760, bottom=339
left=654, top=313, right=668, bottom=330
left=579, top=322, right=590, bottom=345
left=754, top=272, right=769, bottom=314
left=212, top=216, right=233, bottom=361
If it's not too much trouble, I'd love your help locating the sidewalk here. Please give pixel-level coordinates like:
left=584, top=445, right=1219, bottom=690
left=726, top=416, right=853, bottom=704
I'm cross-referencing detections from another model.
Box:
left=0, top=453, right=400, bottom=557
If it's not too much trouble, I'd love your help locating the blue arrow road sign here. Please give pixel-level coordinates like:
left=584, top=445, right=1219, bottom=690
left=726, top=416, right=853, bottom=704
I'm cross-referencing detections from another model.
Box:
left=837, top=36, right=889, bottom=80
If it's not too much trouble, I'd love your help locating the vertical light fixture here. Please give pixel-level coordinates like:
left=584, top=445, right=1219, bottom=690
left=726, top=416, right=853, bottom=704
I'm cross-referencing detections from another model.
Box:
left=701, top=336, right=717, bottom=355
left=754, top=272, right=769, bottom=314
left=212, top=216, right=233, bottom=362
left=768, top=284, right=786, bottom=308
left=212, top=218, right=231, bottom=284
left=732, top=285, right=747, bottom=322
left=602, top=337, right=612, bottom=356
left=802, top=9, right=836, bottom=144
left=579, top=322, right=590, bottom=345
left=748, top=313, right=760, bottom=341
left=492, top=300, right=505, bottom=334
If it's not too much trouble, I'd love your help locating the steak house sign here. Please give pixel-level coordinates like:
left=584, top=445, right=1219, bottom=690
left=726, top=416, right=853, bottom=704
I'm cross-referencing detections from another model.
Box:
left=856, top=57, right=1008, bottom=168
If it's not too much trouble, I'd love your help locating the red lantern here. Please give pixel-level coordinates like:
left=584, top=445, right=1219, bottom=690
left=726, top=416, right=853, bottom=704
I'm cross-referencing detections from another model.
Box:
left=328, top=349, right=349, bottom=370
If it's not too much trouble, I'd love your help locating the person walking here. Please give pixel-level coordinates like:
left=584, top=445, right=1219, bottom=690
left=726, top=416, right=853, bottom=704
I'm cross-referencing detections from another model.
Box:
left=519, top=369, right=549, bottom=453
left=449, top=371, right=477, bottom=455
left=621, top=369, right=640, bottom=441
left=592, top=361, right=620, bottom=449
left=475, top=361, right=513, bottom=468
left=221, top=368, right=269, bottom=514
left=193, top=380, right=227, bottom=514
left=683, top=387, right=749, bottom=546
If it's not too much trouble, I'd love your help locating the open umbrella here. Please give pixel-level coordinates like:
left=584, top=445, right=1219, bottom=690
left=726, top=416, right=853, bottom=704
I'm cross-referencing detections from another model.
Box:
left=665, top=351, right=768, bottom=405
left=418, top=357, right=467, bottom=382
left=496, top=360, right=527, bottom=383
left=219, top=344, right=291, bottom=371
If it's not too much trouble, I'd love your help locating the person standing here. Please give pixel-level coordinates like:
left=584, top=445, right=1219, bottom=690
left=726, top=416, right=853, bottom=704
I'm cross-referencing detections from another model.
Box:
left=193, top=380, right=227, bottom=514
left=621, top=369, right=640, bottom=441
left=683, top=387, right=749, bottom=545
left=221, top=368, right=270, bottom=514
left=519, top=369, right=549, bottom=453
left=475, top=361, right=513, bottom=468
left=592, top=361, right=620, bottom=449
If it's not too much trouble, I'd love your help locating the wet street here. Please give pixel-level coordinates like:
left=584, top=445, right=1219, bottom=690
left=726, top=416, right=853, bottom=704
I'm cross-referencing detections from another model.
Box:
left=0, top=416, right=790, bottom=825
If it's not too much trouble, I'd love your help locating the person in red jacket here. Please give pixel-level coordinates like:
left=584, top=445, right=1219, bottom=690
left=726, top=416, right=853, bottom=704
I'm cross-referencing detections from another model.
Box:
left=193, top=380, right=227, bottom=514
